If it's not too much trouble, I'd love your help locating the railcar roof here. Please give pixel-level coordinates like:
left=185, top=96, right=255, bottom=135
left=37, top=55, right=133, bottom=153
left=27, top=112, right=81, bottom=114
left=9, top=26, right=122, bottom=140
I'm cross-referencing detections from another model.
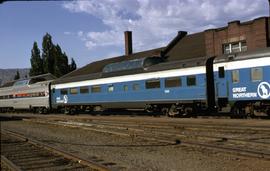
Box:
left=51, top=57, right=207, bottom=85
left=52, top=32, right=206, bottom=85
left=0, top=73, right=56, bottom=88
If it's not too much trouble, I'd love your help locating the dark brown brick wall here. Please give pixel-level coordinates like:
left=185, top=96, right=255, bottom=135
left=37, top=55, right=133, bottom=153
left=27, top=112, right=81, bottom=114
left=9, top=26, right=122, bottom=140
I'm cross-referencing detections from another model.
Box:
left=204, top=17, right=270, bottom=57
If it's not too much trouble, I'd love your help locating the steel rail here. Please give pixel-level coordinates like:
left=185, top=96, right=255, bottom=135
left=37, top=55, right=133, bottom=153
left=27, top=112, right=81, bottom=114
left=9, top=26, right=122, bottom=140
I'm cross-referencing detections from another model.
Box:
left=32, top=119, right=270, bottom=160
left=1, top=155, right=22, bottom=171
left=1, top=129, right=110, bottom=171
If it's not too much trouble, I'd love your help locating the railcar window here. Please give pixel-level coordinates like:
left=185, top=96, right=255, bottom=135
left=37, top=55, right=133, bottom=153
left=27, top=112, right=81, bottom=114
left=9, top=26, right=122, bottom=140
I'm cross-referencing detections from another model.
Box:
left=108, top=85, right=114, bottom=92
left=123, top=85, right=128, bottom=91
left=133, top=84, right=139, bottom=91
left=91, top=85, right=101, bottom=93
left=232, top=70, right=239, bottom=83
left=251, top=67, right=262, bottom=82
left=146, top=79, right=160, bottom=89
left=70, top=88, right=78, bottom=94
left=218, top=67, right=225, bottom=78
left=187, top=76, right=196, bottom=86
left=165, top=77, right=181, bottom=88
left=60, top=89, right=68, bottom=95
left=80, top=86, right=89, bottom=94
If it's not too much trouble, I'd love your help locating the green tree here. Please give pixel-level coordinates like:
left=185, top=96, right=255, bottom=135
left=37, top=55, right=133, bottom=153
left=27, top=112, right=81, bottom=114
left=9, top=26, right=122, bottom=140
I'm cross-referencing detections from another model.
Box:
left=31, top=33, right=77, bottom=78
left=69, top=58, right=77, bottom=72
left=29, top=42, right=43, bottom=76
left=14, top=70, right=20, bottom=80
left=53, top=45, right=69, bottom=77
left=42, top=33, right=54, bottom=74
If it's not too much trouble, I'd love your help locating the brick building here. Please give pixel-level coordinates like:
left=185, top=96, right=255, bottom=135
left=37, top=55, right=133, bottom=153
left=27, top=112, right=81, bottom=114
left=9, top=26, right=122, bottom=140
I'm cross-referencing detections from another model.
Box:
left=204, top=17, right=270, bottom=57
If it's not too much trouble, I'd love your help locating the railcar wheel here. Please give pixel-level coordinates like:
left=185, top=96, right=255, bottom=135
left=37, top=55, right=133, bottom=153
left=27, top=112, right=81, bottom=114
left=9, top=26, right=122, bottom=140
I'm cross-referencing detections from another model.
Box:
left=266, top=107, right=270, bottom=116
left=37, top=107, right=43, bottom=114
left=43, top=108, right=48, bottom=114
left=184, top=107, right=193, bottom=116
left=161, top=108, right=169, bottom=116
left=231, top=106, right=246, bottom=118
left=245, top=104, right=255, bottom=117
left=168, top=105, right=179, bottom=117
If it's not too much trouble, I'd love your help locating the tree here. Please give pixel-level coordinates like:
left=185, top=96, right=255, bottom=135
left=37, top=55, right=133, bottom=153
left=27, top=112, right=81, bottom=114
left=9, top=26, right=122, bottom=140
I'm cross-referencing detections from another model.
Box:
left=53, top=45, right=70, bottom=77
left=29, top=42, right=43, bottom=76
left=61, top=52, right=69, bottom=74
left=69, top=58, right=77, bottom=72
left=42, top=33, right=54, bottom=74
left=30, top=33, right=77, bottom=78
left=14, top=70, right=20, bottom=80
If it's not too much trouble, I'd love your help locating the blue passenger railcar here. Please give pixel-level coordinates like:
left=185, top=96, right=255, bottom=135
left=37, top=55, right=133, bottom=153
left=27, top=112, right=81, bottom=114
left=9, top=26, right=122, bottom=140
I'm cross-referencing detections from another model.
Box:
left=214, top=49, right=270, bottom=115
left=51, top=57, right=209, bottom=116
left=50, top=49, right=270, bottom=116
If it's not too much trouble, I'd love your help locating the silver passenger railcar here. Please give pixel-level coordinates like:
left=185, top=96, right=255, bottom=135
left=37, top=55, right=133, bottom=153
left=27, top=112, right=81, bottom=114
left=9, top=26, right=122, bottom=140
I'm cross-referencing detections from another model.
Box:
left=0, top=74, right=55, bottom=113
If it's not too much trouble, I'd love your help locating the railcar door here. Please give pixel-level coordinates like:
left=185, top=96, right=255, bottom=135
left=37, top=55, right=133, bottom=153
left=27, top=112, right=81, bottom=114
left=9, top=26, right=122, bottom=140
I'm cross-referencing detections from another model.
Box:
left=216, top=66, right=228, bottom=98
left=215, top=65, right=229, bottom=109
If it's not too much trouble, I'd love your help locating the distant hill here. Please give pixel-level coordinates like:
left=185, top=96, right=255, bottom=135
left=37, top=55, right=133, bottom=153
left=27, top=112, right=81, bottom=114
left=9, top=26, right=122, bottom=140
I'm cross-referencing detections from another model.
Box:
left=0, top=68, right=30, bottom=86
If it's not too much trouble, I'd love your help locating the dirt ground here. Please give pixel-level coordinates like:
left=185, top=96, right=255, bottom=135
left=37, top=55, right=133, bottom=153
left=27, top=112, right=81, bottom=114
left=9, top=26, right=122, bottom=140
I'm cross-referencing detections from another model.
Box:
left=1, top=116, right=270, bottom=171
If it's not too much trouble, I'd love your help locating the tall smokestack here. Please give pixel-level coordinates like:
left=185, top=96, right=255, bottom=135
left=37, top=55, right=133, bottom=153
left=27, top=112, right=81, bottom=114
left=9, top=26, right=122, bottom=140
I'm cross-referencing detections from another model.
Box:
left=124, top=31, right=133, bottom=56
left=269, top=0, right=270, bottom=17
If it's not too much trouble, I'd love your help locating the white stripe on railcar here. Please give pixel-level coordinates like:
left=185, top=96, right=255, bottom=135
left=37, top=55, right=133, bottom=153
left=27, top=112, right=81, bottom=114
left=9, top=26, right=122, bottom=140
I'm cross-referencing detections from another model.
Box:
left=214, top=57, right=270, bottom=71
left=53, top=66, right=206, bottom=89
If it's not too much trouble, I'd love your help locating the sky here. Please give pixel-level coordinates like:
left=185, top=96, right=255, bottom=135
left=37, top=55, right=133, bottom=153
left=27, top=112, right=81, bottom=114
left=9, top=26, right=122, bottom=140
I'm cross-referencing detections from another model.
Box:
left=0, top=0, right=268, bottom=69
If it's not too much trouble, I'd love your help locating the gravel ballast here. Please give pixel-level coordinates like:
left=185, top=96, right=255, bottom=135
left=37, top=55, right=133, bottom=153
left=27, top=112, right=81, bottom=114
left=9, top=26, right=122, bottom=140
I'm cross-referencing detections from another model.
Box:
left=1, top=120, right=270, bottom=171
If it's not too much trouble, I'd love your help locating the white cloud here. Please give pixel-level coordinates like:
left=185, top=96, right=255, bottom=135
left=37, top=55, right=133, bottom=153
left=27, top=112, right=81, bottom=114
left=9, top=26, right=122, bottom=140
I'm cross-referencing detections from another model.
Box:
left=85, top=30, right=123, bottom=49
left=63, top=0, right=268, bottom=53
left=77, top=31, right=83, bottom=37
left=64, top=31, right=72, bottom=35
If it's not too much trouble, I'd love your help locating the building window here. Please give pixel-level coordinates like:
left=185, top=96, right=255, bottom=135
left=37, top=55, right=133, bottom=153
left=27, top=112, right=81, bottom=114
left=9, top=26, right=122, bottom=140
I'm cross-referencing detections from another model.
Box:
left=165, top=77, right=181, bottom=88
left=133, top=83, right=139, bottom=91
left=91, top=85, right=101, bottom=93
left=60, top=89, right=68, bottom=95
left=123, top=85, right=128, bottom=91
left=232, top=70, right=239, bottom=83
left=146, top=79, right=160, bottom=89
left=187, top=76, right=196, bottom=86
left=218, top=67, right=225, bottom=78
left=108, top=85, right=114, bottom=92
left=70, top=88, right=78, bottom=94
left=223, top=41, right=247, bottom=54
left=80, top=86, right=89, bottom=94
left=241, top=41, right=247, bottom=51
left=251, top=67, right=262, bottom=82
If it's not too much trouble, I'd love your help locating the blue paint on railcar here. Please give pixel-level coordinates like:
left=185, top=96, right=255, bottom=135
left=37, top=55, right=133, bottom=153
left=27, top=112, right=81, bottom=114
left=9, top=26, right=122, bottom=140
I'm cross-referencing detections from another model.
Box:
left=228, top=66, right=270, bottom=101
left=214, top=71, right=229, bottom=98
left=214, top=65, right=270, bottom=101
left=52, top=74, right=207, bottom=107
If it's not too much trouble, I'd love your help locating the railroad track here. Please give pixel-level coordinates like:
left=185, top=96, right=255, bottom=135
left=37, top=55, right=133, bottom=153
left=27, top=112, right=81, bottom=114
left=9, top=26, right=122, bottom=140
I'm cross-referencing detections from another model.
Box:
left=25, top=118, right=270, bottom=161
left=1, top=129, right=111, bottom=171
